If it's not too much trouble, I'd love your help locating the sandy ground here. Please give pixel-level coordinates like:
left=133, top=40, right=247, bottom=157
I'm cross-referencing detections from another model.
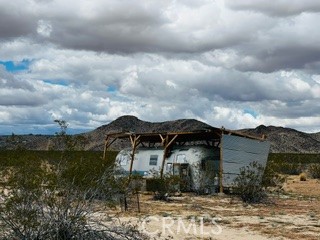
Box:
left=99, top=175, right=320, bottom=240
left=1, top=174, right=319, bottom=239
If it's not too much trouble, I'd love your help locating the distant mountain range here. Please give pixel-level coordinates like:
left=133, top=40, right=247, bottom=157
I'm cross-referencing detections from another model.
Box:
left=1, top=115, right=320, bottom=153
left=240, top=125, right=320, bottom=153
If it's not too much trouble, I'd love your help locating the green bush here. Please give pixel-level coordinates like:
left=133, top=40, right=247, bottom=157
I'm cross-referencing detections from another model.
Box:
left=267, top=161, right=302, bottom=175
left=0, top=150, right=118, bottom=190
left=268, top=153, right=320, bottom=165
left=146, top=174, right=180, bottom=201
left=234, top=161, right=268, bottom=204
left=266, top=153, right=320, bottom=176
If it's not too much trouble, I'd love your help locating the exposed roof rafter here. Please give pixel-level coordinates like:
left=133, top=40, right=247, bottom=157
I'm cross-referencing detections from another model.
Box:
left=104, top=127, right=266, bottom=146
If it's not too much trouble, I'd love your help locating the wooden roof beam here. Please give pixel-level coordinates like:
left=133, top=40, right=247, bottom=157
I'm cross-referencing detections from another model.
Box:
left=160, top=134, right=178, bottom=178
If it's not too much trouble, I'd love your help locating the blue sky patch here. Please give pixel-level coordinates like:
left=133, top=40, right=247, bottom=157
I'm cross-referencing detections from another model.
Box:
left=43, top=79, right=69, bottom=86
left=0, top=59, right=31, bottom=72
left=107, top=85, right=117, bottom=93
left=244, top=108, right=259, bottom=118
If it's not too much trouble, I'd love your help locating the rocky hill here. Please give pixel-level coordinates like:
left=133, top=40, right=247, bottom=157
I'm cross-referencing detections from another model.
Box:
left=1, top=115, right=319, bottom=153
left=82, top=115, right=212, bottom=150
left=239, top=125, right=320, bottom=153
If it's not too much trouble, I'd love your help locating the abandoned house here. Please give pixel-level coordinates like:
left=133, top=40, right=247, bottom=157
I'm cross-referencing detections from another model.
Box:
left=103, top=127, right=270, bottom=193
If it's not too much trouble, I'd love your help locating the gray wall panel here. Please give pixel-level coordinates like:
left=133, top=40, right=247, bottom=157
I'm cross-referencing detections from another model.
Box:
left=222, top=134, right=270, bottom=186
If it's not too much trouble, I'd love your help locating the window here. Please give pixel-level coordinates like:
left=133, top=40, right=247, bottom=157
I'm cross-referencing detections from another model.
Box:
left=201, top=160, right=215, bottom=171
left=149, top=155, right=158, bottom=166
left=176, top=154, right=186, bottom=163
left=166, top=163, right=173, bottom=171
left=120, top=155, right=129, bottom=166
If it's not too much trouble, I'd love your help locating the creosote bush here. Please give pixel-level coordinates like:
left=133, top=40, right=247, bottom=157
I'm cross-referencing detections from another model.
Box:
left=308, top=163, right=320, bottom=179
left=0, top=159, right=148, bottom=240
left=146, top=171, right=180, bottom=201
left=234, top=161, right=268, bottom=204
left=0, top=120, right=148, bottom=239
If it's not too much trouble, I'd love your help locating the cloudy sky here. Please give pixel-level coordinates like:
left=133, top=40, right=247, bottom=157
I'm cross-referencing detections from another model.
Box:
left=1, top=0, right=320, bottom=135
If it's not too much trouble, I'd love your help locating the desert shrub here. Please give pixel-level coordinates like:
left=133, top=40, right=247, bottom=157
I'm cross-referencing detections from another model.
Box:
left=262, top=154, right=320, bottom=186
left=146, top=174, right=180, bottom=201
left=60, top=156, right=113, bottom=193
left=263, top=158, right=293, bottom=188
left=263, top=160, right=302, bottom=187
left=234, top=161, right=268, bottom=204
left=0, top=150, right=118, bottom=197
left=0, top=157, right=148, bottom=240
left=299, top=172, right=307, bottom=181
left=0, top=150, right=116, bottom=169
left=267, top=153, right=320, bottom=176
left=262, top=171, right=286, bottom=188
left=268, top=153, right=320, bottom=165
left=276, top=162, right=302, bottom=175
left=308, top=163, right=320, bottom=179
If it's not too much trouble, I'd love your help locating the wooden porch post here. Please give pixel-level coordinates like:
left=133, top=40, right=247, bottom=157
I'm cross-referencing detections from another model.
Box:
left=219, top=132, right=224, bottom=194
left=103, top=136, right=118, bottom=160
left=128, top=135, right=140, bottom=177
left=160, top=134, right=178, bottom=178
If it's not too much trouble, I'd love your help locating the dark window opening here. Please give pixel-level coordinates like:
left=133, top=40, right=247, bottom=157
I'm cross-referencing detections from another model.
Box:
left=149, top=155, right=158, bottom=166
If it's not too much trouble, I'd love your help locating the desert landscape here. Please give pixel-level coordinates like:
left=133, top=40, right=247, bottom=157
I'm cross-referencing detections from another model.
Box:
left=1, top=165, right=320, bottom=239
left=2, top=0, right=320, bottom=239
left=1, top=117, right=320, bottom=239
left=93, top=174, right=319, bottom=240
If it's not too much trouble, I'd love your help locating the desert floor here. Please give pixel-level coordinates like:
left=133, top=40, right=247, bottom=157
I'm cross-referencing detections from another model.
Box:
left=102, top=175, right=320, bottom=240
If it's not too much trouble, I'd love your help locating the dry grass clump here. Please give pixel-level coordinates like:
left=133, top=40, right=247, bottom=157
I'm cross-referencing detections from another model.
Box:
left=299, top=173, right=307, bottom=181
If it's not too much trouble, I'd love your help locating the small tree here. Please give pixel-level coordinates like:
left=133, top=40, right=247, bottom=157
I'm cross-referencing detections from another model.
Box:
left=54, top=119, right=76, bottom=151
left=52, top=119, right=90, bottom=152
left=234, top=161, right=268, bottom=203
